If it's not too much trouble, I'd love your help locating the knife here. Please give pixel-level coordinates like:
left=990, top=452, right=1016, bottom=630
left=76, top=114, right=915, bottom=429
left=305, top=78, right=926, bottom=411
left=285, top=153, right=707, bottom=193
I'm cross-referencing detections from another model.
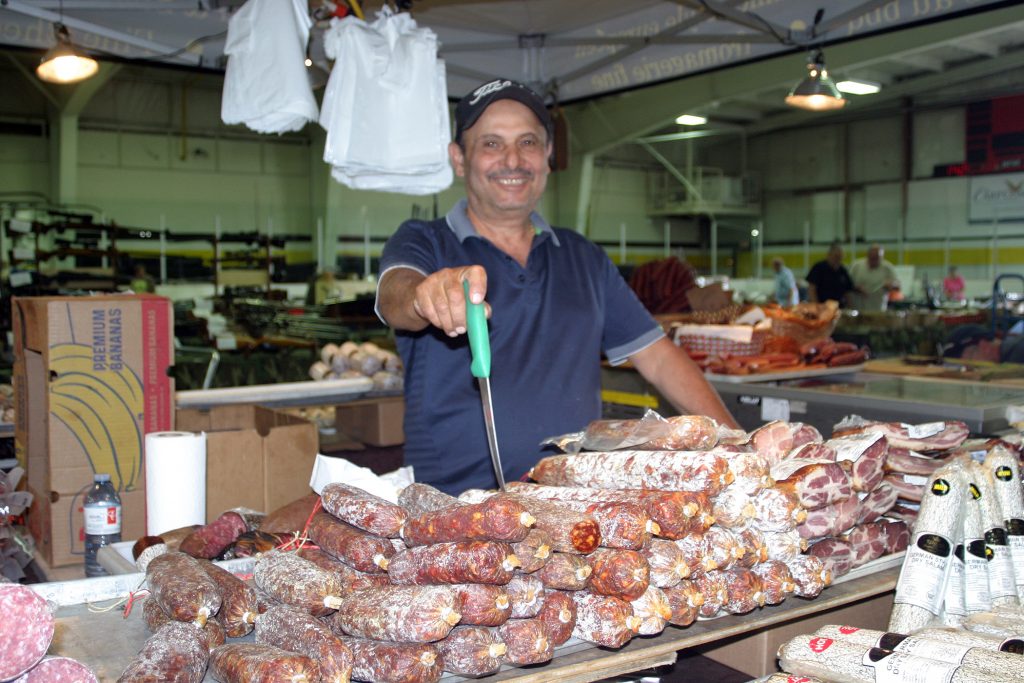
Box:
left=463, top=280, right=506, bottom=490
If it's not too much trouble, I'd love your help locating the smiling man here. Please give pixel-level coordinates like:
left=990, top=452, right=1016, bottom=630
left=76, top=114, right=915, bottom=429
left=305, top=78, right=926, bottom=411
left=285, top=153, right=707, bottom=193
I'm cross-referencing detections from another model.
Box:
left=375, top=78, right=737, bottom=495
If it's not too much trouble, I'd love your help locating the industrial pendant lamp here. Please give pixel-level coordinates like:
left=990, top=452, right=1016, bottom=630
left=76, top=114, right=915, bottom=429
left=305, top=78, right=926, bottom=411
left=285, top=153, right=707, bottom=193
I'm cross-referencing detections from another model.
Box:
left=37, top=22, right=98, bottom=84
left=785, top=50, right=846, bottom=112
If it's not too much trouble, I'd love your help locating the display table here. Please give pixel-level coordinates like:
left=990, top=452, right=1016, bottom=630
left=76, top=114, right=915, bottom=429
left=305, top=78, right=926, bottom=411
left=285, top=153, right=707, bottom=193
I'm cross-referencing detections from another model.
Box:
left=42, top=568, right=898, bottom=682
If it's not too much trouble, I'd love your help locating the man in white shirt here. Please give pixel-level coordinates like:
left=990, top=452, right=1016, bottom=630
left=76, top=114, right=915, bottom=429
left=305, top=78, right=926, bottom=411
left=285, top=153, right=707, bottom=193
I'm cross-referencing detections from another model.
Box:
left=849, top=244, right=900, bottom=311
left=772, top=258, right=799, bottom=307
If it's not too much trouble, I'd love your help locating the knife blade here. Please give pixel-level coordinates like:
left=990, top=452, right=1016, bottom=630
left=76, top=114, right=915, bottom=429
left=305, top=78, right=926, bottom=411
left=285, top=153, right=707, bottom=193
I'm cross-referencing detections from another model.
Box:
left=463, top=280, right=506, bottom=490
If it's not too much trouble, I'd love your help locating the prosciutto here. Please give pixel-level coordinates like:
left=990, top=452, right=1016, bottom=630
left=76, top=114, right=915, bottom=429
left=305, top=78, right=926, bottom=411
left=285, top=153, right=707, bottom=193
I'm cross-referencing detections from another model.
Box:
left=832, top=416, right=969, bottom=452
left=797, top=494, right=860, bottom=540
left=828, top=433, right=888, bottom=492
left=857, top=481, right=899, bottom=525
left=772, top=460, right=852, bottom=510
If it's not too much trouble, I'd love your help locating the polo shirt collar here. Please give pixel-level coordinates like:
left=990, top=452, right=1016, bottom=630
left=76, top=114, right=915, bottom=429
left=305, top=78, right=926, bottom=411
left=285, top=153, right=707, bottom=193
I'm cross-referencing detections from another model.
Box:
left=445, top=199, right=560, bottom=247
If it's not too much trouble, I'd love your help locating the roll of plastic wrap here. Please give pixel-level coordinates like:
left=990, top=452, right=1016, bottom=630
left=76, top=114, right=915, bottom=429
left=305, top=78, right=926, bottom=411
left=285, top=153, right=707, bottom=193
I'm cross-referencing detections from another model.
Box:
left=145, top=431, right=206, bottom=536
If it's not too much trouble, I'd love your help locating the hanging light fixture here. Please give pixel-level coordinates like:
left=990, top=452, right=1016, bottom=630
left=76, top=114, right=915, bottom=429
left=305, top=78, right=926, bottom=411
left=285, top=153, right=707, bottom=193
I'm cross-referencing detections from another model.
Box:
left=785, top=50, right=846, bottom=112
left=37, top=22, right=98, bottom=84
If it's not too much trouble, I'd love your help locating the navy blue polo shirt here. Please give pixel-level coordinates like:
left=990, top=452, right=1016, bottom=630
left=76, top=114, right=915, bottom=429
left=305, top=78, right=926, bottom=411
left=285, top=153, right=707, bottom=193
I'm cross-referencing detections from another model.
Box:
left=376, top=200, right=663, bottom=495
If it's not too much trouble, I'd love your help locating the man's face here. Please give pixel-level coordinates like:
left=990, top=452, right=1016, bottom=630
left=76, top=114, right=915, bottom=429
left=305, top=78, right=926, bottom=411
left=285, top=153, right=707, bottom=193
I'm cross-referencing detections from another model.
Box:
left=868, top=247, right=882, bottom=268
left=450, top=99, right=552, bottom=220
left=827, top=247, right=842, bottom=266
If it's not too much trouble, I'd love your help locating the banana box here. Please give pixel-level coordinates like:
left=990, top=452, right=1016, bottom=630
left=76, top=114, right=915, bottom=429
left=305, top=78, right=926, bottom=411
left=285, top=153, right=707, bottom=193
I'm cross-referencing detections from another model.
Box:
left=12, top=294, right=174, bottom=567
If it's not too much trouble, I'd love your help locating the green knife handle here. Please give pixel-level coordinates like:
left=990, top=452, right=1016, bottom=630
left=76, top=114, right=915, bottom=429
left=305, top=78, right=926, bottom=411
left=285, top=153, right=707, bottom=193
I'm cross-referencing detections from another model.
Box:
left=463, top=279, right=491, bottom=379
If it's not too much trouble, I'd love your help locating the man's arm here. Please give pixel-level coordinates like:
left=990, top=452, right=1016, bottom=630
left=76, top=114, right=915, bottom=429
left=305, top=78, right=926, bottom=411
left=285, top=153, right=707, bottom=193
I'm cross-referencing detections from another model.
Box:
left=630, top=337, right=740, bottom=429
left=807, top=282, right=819, bottom=303
left=377, top=265, right=489, bottom=336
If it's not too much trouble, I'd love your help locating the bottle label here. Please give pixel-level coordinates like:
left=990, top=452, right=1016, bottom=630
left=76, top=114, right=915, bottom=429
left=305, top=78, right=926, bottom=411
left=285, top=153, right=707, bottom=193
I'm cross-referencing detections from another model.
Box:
left=894, top=533, right=951, bottom=614
left=84, top=503, right=121, bottom=535
left=863, top=649, right=957, bottom=683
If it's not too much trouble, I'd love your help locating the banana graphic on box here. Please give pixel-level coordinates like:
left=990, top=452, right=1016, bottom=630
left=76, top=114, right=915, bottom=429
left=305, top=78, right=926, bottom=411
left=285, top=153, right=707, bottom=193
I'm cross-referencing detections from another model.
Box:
left=49, top=342, right=144, bottom=492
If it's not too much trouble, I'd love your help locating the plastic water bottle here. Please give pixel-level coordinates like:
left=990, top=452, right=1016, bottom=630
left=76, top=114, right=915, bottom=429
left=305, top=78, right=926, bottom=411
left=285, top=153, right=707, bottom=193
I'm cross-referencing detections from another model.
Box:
left=83, top=473, right=122, bottom=578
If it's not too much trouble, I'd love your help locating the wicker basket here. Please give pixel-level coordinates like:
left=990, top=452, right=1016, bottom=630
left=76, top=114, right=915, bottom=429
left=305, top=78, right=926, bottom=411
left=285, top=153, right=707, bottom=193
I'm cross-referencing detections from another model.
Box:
left=675, top=327, right=768, bottom=357
left=769, top=316, right=838, bottom=346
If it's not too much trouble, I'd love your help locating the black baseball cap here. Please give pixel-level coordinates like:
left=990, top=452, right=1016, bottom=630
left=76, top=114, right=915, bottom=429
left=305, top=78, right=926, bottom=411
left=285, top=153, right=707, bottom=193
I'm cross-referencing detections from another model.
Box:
left=454, top=79, right=554, bottom=144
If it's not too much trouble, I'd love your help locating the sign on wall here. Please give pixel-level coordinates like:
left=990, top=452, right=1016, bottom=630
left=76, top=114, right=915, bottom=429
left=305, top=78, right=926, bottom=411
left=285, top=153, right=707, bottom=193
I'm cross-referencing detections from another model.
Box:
left=969, top=172, right=1024, bottom=222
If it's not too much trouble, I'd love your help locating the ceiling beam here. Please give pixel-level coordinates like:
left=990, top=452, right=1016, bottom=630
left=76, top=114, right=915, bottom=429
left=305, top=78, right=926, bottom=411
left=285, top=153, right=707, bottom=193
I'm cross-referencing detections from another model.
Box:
left=893, top=53, right=945, bottom=73
left=671, top=0, right=790, bottom=42
left=441, top=33, right=778, bottom=54
left=955, top=39, right=1001, bottom=58
left=816, top=1, right=893, bottom=35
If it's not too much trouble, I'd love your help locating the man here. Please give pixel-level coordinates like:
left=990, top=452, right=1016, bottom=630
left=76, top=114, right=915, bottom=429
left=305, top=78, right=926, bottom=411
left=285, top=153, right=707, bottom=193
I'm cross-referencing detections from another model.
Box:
left=375, top=78, right=738, bottom=495
left=806, top=242, right=854, bottom=306
left=772, top=257, right=799, bottom=307
left=849, top=244, right=900, bottom=312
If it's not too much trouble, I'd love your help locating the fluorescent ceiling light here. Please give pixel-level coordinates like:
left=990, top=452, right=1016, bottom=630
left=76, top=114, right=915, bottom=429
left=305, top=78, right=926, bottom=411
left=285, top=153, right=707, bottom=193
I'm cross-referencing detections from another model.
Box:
left=785, top=51, right=846, bottom=112
left=836, top=79, right=881, bottom=95
left=675, top=114, right=707, bottom=126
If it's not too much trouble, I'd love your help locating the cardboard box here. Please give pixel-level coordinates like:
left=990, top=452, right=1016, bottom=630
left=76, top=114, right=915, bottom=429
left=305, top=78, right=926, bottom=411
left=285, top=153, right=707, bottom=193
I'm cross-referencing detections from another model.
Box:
left=13, top=295, right=175, bottom=566
left=699, top=590, right=894, bottom=678
left=176, top=405, right=319, bottom=521
left=335, top=396, right=405, bottom=446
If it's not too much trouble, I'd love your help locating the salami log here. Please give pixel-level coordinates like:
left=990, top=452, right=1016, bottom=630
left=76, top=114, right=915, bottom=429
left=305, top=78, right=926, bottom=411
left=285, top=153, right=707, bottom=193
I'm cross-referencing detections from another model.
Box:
left=787, top=555, right=832, bottom=599
left=511, top=528, right=552, bottom=573
left=816, top=624, right=1024, bottom=665
left=0, top=584, right=55, bottom=681
left=339, top=637, right=441, bottom=683
left=330, top=585, right=459, bottom=643
left=459, top=490, right=601, bottom=554
left=723, top=450, right=772, bottom=494
left=700, top=526, right=744, bottom=572
left=506, top=574, right=544, bottom=619
left=752, top=560, right=796, bottom=605
left=434, top=626, right=505, bottom=677
left=387, top=542, right=519, bottom=585
left=141, top=597, right=225, bottom=650
left=751, top=487, right=806, bottom=533
left=641, top=414, right=720, bottom=450
left=497, top=618, right=554, bottom=666
left=970, top=460, right=1019, bottom=608
left=261, top=494, right=320, bottom=536
left=529, top=449, right=734, bottom=496
left=675, top=533, right=717, bottom=577
left=763, top=530, right=808, bottom=563
left=733, top=524, right=769, bottom=568
left=586, top=548, right=651, bottom=601
left=117, top=621, right=210, bottom=683
left=570, top=592, right=640, bottom=648
left=537, top=590, right=576, bottom=646
left=308, top=511, right=394, bottom=573
left=983, top=445, right=1024, bottom=602
left=663, top=581, right=703, bottom=627
left=254, top=605, right=353, bottom=683
left=694, top=570, right=729, bottom=618
left=720, top=568, right=766, bottom=614
left=11, top=656, right=97, bottom=683
left=397, top=483, right=461, bottom=515
left=535, top=551, right=592, bottom=591
left=178, top=511, right=248, bottom=560
left=320, top=482, right=407, bottom=538
left=451, top=584, right=511, bottom=627
left=196, top=561, right=258, bottom=638
left=295, top=547, right=391, bottom=593
left=642, top=538, right=689, bottom=587
left=712, top=484, right=757, bottom=529
left=401, top=495, right=534, bottom=546
left=630, top=586, right=672, bottom=635
left=146, top=551, right=222, bottom=626
left=253, top=551, right=343, bottom=616
left=208, top=643, right=315, bottom=683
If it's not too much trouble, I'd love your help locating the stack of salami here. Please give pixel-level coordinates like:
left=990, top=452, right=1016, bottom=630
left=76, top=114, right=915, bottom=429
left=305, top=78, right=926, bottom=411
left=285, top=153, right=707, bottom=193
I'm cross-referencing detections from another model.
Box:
left=310, top=340, right=404, bottom=392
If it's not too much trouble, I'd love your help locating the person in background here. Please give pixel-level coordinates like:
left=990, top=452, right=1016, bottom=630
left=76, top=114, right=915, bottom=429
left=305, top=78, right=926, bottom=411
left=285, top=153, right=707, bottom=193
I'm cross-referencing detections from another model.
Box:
left=375, top=78, right=739, bottom=495
left=771, top=257, right=799, bottom=307
left=805, top=241, right=854, bottom=306
left=129, top=264, right=156, bottom=293
left=943, top=265, right=966, bottom=302
left=312, top=268, right=344, bottom=304
left=849, top=243, right=900, bottom=312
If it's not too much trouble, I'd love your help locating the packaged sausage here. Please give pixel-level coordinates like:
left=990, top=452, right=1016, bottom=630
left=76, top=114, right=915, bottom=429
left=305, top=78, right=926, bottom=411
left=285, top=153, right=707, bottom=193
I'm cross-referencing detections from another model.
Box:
left=586, top=548, right=651, bottom=601
left=511, top=528, right=552, bottom=573
left=197, top=561, right=258, bottom=638
left=663, top=580, right=703, bottom=627
left=320, top=484, right=407, bottom=538
left=630, top=586, right=672, bottom=635
left=308, top=511, right=394, bottom=573
left=763, top=529, right=808, bottom=563
left=750, top=487, right=807, bottom=533
left=253, top=605, right=353, bottom=683
left=535, top=551, right=592, bottom=591
left=141, top=597, right=225, bottom=650
left=723, top=450, right=772, bottom=494
left=733, top=524, right=769, bottom=568
left=537, top=590, right=576, bottom=646
left=712, top=483, right=757, bottom=529
left=330, top=585, right=460, bottom=643
left=451, top=584, right=512, bottom=627
left=700, top=526, right=744, bottom=572
left=400, top=495, right=535, bottom=546
left=178, top=511, right=248, bottom=560
left=570, top=592, right=641, bottom=648
left=253, top=551, right=344, bottom=616
left=694, top=570, right=729, bottom=618
left=506, top=574, right=545, bottom=619
left=459, top=490, right=601, bottom=554
left=295, top=546, right=391, bottom=593
left=720, top=568, right=766, bottom=614
left=787, top=555, right=832, bottom=599
left=675, top=533, right=717, bottom=576
left=0, top=584, right=55, bottom=681
left=752, top=560, right=796, bottom=605
left=339, top=637, right=441, bottom=683
left=434, top=626, right=505, bottom=677
left=397, top=483, right=462, bottom=515
left=146, top=551, right=222, bottom=626
left=208, top=643, right=315, bottom=683
left=497, top=618, right=554, bottom=666
left=117, top=621, right=209, bottom=683
left=642, top=539, right=689, bottom=587
left=387, top=541, right=519, bottom=585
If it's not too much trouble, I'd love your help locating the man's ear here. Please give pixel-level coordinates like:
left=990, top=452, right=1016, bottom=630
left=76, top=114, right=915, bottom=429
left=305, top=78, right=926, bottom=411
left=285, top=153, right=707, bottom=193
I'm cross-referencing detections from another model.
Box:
left=449, top=141, right=466, bottom=177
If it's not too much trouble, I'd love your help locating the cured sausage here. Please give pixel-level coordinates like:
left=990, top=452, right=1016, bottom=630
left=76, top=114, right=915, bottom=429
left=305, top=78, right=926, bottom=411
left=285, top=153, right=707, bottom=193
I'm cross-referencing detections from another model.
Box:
left=700, top=526, right=744, bottom=572
left=763, top=530, right=808, bottom=563
left=752, top=560, right=796, bottom=605
left=675, top=532, right=717, bottom=577
left=339, top=637, right=441, bottom=683
left=387, top=541, right=519, bottom=585
left=663, top=581, right=703, bottom=627
left=720, top=568, right=765, bottom=614
left=295, top=547, right=391, bottom=593
left=451, top=584, right=511, bottom=627
left=197, top=561, right=258, bottom=638
left=712, top=484, right=756, bottom=529
left=529, top=449, right=734, bottom=496
left=694, top=570, right=729, bottom=618
left=397, top=483, right=462, bottom=515
left=254, top=605, right=353, bottom=683
left=117, top=621, right=210, bottom=683
left=320, top=482, right=408, bottom=538
left=11, top=656, right=97, bottom=683
left=505, top=574, right=544, bottom=619
left=751, top=487, right=806, bottom=533
left=723, top=450, right=772, bottom=494
left=630, top=586, right=672, bottom=635
left=511, top=528, right=552, bottom=573
left=146, top=551, right=222, bottom=626
left=330, top=585, right=460, bottom=643
left=141, top=597, right=225, bottom=650
left=970, top=461, right=1019, bottom=607
left=586, top=548, right=650, bottom=601
left=537, top=591, right=576, bottom=646
left=253, top=551, right=344, bottom=616
left=642, top=538, right=689, bottom=587
left=733, top=524, right=769, bottom=568
left=0, top=584, right=54, bottom=681
left=400, top=495, right=535, bottom=546
left=459, top=490, right=601, bottom=554
left=308, top=511, right=394, bottom=573
left=208, top=643, right=315, bottom=683
left=786, top=555, right=831, bottom=599
left=535, top=551, right=592, bottom=591
left=178, top=511, right=248, bottom=560
left=497, top=618, right=554, bottom=666
left=570, top=592, right=640, bottom=648
left=434, top=626, right=505, bottom=677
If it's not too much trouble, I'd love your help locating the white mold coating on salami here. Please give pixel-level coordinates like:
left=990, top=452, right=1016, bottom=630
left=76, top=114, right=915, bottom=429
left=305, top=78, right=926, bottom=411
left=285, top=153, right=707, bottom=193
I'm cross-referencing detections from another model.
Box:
left=537, top=591, right=576, bottom=646
left=434, top=626, right=505, bottom=676
left=506, top=574, right=544, bottom=619
left=570, top=592, right=640, bottom=648
left=786, top=555, right=831, bottom=598
left=117, top=621, right=209, bottom=683
left=712, top=483, right=757, bottom=529
left=750, top=488, right=805, bottom=533
left=338, top=636, right=442, bottom=683
left=387, top=541, right=519, bottom=585
left=145, top=551, right=222, bottom=625
left=530, top=449, right=734, bottom=496
left=762, top=529, right=807, bottom=563
left=331, top=585, right=460, bottom=643
left=254, top=605, right=353, bottom=683
left=497, top=618, right=554, bottom=666
left=0, top=584, right=55, bottom=681
left=642, top=539, right=688, bottom=587
left=723, top=450, right=772, bottom=494
left=207, top=643, right=315, bottom=683
left=253, top=551, right=343, bottom=615
left=630, top=586, right=671, bottom=635
left=11, top=655, right=97, bottom=683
